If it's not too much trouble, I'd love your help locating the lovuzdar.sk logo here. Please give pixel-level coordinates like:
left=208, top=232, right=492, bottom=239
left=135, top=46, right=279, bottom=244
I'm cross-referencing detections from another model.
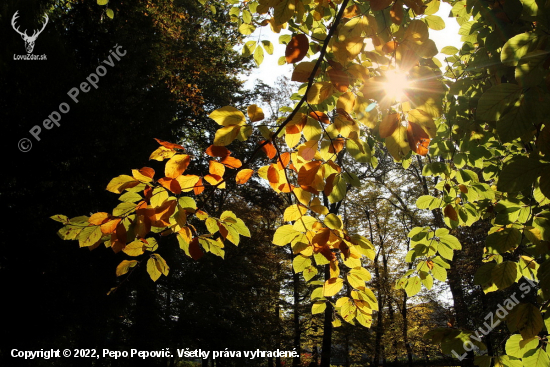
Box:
left=11, top=10, right=48, bottom=60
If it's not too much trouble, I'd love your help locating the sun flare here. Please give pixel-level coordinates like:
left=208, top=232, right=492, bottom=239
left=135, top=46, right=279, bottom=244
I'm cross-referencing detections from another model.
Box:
left=382, top=71, right=409, bottom=102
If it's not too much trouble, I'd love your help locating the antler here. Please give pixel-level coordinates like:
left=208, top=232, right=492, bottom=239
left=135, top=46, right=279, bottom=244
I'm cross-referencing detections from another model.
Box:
left=11, top=10, right=28, bottom=38
left=29, top=14, right=48, bottom=40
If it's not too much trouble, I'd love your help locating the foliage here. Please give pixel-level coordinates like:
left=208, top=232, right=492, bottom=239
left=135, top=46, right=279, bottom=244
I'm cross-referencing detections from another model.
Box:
left=53, top=0, right=550, bottom=365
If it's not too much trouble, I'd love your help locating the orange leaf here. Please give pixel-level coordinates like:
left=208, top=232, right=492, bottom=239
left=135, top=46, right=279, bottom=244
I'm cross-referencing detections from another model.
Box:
left=209, top=161, right=226, bottom=177
left=158, top=177, right=182, bottom=194
left=189, top=238, right=204, bottom=260
left=100, top=218, right=121, bottom=235
left=298, top=161, right=322, bottom=186
left=205, top=145, right=230, bottom=158
left=406, top=121, right=430, bottom=156
left=204, top=174, right=225, bottom=188
left=278, top=183, right=294, bottom=193
left=285, top=34, right=309, bottom=64
left=89, top=212, right=111, bottom=225
left=379, top=113, right=400, bottom=138
left=220, top=155, right=242, bottom=169
left=236, top=169, right=254, bottom=184
left=309, top=111, right=331, bottom=124
left=298, top=140, right=318, bottom=161
left=154, top=138, right=185, bottom=150
left=328, top=138, right=345, bottom=154
left=154, top=200, right=177, bottom=222
left=267, top=165, right=280, bottom=184
left=194, top=178, right=204, bottom=195
left=165, top=154, right=191, bottom=178
left=277, top=152, right=291, bottom=170
left=327, top=68, right=349, bottom=92
left=261, top=141, right=277, bottom=159
left=444, top=204, right=458, bottom=222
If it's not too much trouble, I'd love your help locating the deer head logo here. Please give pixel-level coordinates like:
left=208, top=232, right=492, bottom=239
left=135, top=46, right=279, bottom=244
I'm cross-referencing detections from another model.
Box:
left=11, top=11, right=49, bottom=54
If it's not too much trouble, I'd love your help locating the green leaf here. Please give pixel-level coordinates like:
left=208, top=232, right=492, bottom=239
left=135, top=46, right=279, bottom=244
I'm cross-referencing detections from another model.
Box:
left=476, top=83, right=522, bottom=121
left=424, top=15, right=445, bottom=30
left=498, top=157, right=547, bottom=193
left=491, top=261, right=517, bottom=289
left=405, top=276, right=422, bottom=296
left=78, top=225, right=103, bottom=248
left=441, top=46, right=459, bottom=55
left=523, top=347, right=549, bottom=367
left=274, top=0, right=296, bottom=25
left=242, top=9, right=252, bottom=23
left=238, top=23, right=256, bottom=35
left=486, top=228, right=522, bottom=253
left=51, top=214, right=69, bottom=223
left=242, top=41, right=257, bottom=57
left=261, top=40, right=274, bottom=55
left=324, top=213, right=343, bottom=229
left=507, top=303, right=543, bottom=340
left=123, top=240, right=145, bottom=256
left=253, top=45, right=264, bottom=66
left=106, top=8, right=114, bottom=19
left=112, top=202, right=137, bottom=217
left=501, top=32, right=538, bottom=66
left=97, top=0, right=108, bottom=5
left=416, top=195, right=440, bottom=210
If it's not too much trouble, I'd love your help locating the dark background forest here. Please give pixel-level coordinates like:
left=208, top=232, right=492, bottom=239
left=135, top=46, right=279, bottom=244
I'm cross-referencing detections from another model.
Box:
left=0, top=1, right=518, bottom=366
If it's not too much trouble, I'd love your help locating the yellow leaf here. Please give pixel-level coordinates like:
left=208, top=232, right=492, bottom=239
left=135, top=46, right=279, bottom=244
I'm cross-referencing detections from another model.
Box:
left=123, top=240, right=145, bottom=256
left=306, top=82, right=333, bottom=104
left=293, top=187, right=312, bottom=205
left=324, top=213, right=343, bottom=229
left=247, top=104, right=265, bottom=122
left=147, top=254, right=169, bottom=282
left=149, top=146, right=176, bottom=161
left=209, top=106, right=246, bottom=126
left=273, top=225, right=301, bottom=246
left=337, top=92, right=356, bottom=113
left=106, top=175, right=139, bottom=194
left=323, top=277, right=344, bottom=297
left=284, top=204, right=308, bottom=222
left=116, top=260, right=138, bottom=276
left=385, top=123, right=410, bottom=161
left=175, top=175, right=200, bottom=192
left=310, top=197, right=329, bottom=215
left=165, top=154, right=191, bottom=178
left=214, top=125, right=242, bottom=146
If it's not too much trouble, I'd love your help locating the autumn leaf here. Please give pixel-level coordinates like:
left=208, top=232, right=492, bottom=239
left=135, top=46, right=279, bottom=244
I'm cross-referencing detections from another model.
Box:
left=379, top=113, right=399, bottom=138
left=407, top=121, right=430, bottom=156
left=298, top=140, right=318, bottom=161
left=236, top=169, right=254, bottom=184
left=328, top=68, right=350, bottom=92
left=132, top=167, right=155, bottom=182
left=154, top=138, right=185, bottom=150
left=209, top=106, right=246, bottom=126
left=261, top=141, right=277, bottom=159
left=247, top=104, right=265, bottom=122
left=165, top=154, right=191, bottom=178
left=309, top=111, right=330, bottom=124
left=106, top=175, right=140, bottom=194
left=444, top=204, right=458, bottom=222
left=285, top=34, right=309, bottom=63
left=220, top=155, right=242, bottom=169
left=205, top=145, right=230, bottom=158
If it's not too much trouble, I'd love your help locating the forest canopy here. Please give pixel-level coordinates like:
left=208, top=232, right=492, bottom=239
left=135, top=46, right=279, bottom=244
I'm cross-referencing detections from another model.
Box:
left=2, top=0, right=550, bottom=366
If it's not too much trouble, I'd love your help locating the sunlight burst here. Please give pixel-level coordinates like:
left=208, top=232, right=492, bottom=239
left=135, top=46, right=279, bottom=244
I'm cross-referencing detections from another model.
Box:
left=382, top=71, right=409, bottom=102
